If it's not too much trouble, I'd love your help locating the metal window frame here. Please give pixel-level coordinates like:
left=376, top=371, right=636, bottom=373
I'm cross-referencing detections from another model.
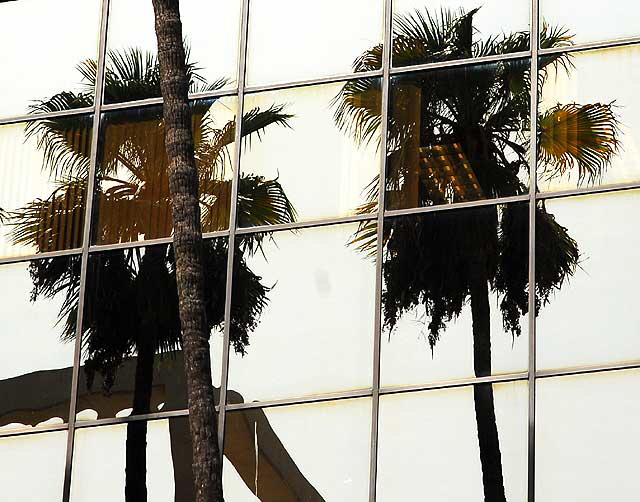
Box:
left=1, top=1, right=639, bottom=500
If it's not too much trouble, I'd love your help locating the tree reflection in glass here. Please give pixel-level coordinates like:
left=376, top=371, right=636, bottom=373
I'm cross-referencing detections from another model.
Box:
left=6, top=49, right=296, bottom=501
left=335, top=7, right=620, bottom=501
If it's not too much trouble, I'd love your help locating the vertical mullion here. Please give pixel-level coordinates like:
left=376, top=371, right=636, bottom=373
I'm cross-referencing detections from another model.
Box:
left=369, top=0, right=393, bottom=500
left=61, top=0, right=111, bottom=500
left=528, top=0, right=540, bottom=500
left=217, top=0, right=251, bottom=459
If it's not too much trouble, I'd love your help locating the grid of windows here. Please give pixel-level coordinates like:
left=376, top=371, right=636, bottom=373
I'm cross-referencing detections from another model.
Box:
left=1, top=0, right=639, bottom=501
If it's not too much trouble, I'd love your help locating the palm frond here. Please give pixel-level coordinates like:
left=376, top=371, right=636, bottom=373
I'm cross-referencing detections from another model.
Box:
left=539, top=102, right=621, bottom=184
left=332, top=77, right=382, bottom=147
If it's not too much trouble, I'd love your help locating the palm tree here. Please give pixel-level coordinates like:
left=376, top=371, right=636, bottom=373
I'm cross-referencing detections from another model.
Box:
left=7, top=47, right=296, bottom=502
left=334, top=7, right=620, bottom=501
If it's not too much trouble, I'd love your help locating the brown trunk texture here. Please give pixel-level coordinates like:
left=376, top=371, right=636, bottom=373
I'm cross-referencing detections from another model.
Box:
left=470, top=259, right=507, bottom=502
left=151, top=1, right=223, bottom=501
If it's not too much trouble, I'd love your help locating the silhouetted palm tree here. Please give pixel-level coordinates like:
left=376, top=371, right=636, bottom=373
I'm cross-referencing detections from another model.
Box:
left=335, top=8, right=620, bottom=501
left=8, top=48, right=296, bottom=502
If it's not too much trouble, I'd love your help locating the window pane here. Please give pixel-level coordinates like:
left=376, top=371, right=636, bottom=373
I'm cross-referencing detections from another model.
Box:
left=537, top=369, right=640, bottom=501
left=70, top=417, right=195, bottom=502
left=537, top=190, right=640, bottom=370
left=380, top=204, right=529, bottom=389
left=540, top=0, right=640, bottom=45
left=387, top=61, right=530, bottom=210
left=538, top=45, right=640, bottom=193
left=0, top=257, right=79, bottom=431
left=105, top=0, right=241, bottom=104
left=0, top=430, right=67, bottom=502
left=377, top=382, right=528, bottom=501
left=246, top=0, right=384, bottom=86
left=224, top=398, right=371, bottom=501
left=239, top=81, right=381, bottom=226
left=0, top=118, right=91, bottom=258
left=77, top=240, right=227, bottom=421
left=392, top=2, right=529, bottom=68
left=94, top=98, right=236, bottom=245
left=227, top=223, right=376, bottom=403
left=0, top=0, right=100, bottom=117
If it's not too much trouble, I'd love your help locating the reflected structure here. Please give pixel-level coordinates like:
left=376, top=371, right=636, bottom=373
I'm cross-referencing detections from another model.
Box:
left=0, top=258, right=78, bottom=431
left=537, top=190, right=640, bottom=370
left=240, top=81, right=381, bottom=225
left=537, top=369, right=640, bottom=501
left=538, top=45, right=636, bottom=192
left=0, top=429, right=67, bottom=502
left=392, top=3, right=530, bottom=67
left=0, top=119, right=91, bottom=258
left=70, top=418, right=196, bottom=502
left=0, top=0, right=100, bottom=118
left=246, top=0, right=383, bottom=85
left=540, top=0, right=640, bottom=45
left=377, top=382, right=528, bottom=502
left=228, top=223, right=376, bottom=403
left=106, top=0, right=241, bottom=102
left=224, top=398, right=371, bottom=501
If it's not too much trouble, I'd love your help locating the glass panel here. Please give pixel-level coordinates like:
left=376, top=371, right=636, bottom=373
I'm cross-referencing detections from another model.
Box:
left=537, top=369, right=640, bottom=501
left=540, top=0, right=640, bottom=45
left=380, top=204, right=529, bottom=389
left=392, top=2, right=530, bottom=68
left=239, top=81, right=381, bottom=226
left=224, top=398, right=371, bottom=501
left=70, top=417, right=195, bottom=501
left=0, top=430, right=67, bottom=502
left=536, top=190, right=640, bottom=370
left=94, top=98, right=236, bottom=245
left=246, top=0, right=384, bottom=86
left=0, top=0, right=100, bottom=117
left=0, top=118, right=91, bottom=258
left=105, top=0, right=241, bottom=104
left=387, top=60, right=530, bottom=211
left=227, top=222, right=376, bottom=403
left=377, top=382, right=528, bottom=501
left=538, top=45, right=640, bottom=193
left=77, top=240, right=227, bottom=421
left=0, top=257, right=79, bottom=431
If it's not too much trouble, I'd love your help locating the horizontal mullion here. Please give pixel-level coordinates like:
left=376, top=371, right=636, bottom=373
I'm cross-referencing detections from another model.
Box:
left=0, top=423, right=68, bottom=439
left=537, top=360, right=640, bottom=379
left=244, top=69, right=383, bottom=95
left=236, top=212, right=376, bottom=236
left=0, top=247, right=82, bottom=266
left=73, top=409, right=191, bottom=429
left=536, top=181, right=640, bottom=201
left=0, top=107, right=94, bottom=127
left=539, top=35, right=640, bottom=57
left=390, top=50, right=531, bottom=75
left=384, top=194, right=529, bottom=219
left=225, top=388, right=373, bottom=411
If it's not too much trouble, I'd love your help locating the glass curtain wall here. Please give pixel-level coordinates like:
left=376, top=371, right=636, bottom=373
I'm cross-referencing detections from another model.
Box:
left=0, top=0, right=639, bottom=500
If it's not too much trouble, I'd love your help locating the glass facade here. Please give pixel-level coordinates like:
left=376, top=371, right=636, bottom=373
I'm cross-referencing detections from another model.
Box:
left=0, top=0, right=639, bottom=501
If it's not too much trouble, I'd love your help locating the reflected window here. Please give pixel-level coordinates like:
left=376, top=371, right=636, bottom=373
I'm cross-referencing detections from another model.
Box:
left=70, top=417, right=195, bottom=502
left=380, top=204, right=529, bottom=388
left=77, top=240, right=228, bottom=421
left=538, top=45, right=636, bottom=193
left=105, top=0, right=241, bottom=104
left=224, top=398, right=371, bottom=501
left=0, top=118, right=91, bottom=258
left=246, top=0, right=383, bottom=86
left=386, top=60, right=530, bottom=210
left=392, top=3, right=530, bottom=68
left=540, top=0, right=640, bottom=45
left=537, top=190, right=640, bottom=370
left=0, top=0, right=100, bottom=117
left=0, top=430, right=67, bottom=502
left=0, top=257, right=78, bottom=431
left=377, top=382, right=528, bottom=501
left=227, top=222, right=376, bottom=403
left=93, top=99, right=236, bottom=245
left=240, top=80, right=381, bottom=226
left=537, top=369, right=640, bottom=501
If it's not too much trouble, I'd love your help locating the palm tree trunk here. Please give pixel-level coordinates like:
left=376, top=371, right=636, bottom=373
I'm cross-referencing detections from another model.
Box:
left=151, top=1, right=223, bottom=501
left=470, top=260, right=507, bottom=502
